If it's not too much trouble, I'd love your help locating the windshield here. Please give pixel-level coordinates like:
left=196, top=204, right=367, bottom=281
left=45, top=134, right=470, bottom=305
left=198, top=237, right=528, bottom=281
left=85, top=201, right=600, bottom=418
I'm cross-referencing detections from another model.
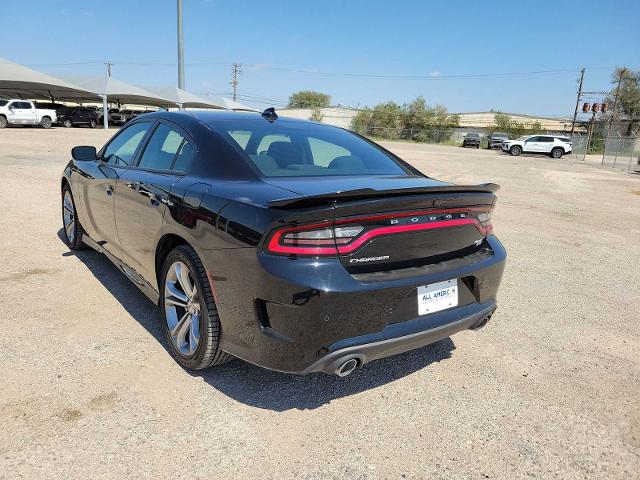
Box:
left=466, top=133, right=479, bottom=138
left=211, top=120, right=410, bottom=178
left=493, top=133, right=508, bottom=139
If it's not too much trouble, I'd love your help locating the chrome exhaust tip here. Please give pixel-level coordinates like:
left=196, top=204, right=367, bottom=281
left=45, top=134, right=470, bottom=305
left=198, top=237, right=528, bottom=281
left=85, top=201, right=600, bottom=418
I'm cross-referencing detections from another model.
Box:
left=335, top=358, right=358, bottom=377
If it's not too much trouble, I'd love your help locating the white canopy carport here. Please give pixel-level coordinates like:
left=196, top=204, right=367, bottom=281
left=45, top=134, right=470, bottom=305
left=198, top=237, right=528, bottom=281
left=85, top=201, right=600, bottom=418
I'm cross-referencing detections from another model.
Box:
left=222, top=97, right=257, bottom=112
left=140, top=85, right=225, bottom=109
left=0, top=57, right=100, bottom=102
left=60, top=75, right=179, bottom=128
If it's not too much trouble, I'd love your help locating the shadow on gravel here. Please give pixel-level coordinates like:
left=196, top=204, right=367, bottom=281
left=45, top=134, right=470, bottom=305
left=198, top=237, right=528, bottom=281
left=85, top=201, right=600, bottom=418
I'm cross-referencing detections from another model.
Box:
left=59, top=229, right=456, bottom=411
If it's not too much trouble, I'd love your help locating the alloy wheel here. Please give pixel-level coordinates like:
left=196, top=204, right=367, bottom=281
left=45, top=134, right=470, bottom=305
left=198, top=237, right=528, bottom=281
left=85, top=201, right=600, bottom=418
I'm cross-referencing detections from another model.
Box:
left=164, top=261, right=201, bottom=356
left=62, top=190, right=75, bottom=243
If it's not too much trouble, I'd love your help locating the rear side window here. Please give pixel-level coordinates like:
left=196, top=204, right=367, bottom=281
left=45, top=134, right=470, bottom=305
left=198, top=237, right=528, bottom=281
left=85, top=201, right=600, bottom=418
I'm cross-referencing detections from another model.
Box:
left=102, top=122, right=151, bottom=166
left=539, top=136, right=553, bottom=142
left=138, top=123, right=187, bottom=171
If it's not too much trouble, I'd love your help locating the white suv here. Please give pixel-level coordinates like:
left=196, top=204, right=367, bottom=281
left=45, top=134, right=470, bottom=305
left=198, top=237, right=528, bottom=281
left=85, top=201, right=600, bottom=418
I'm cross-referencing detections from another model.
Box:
left=501, top=135, right=572, bottom=159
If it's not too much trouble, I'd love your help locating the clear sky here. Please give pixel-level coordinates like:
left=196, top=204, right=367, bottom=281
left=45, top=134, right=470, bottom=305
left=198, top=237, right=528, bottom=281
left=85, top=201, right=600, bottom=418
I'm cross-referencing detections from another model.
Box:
left=2, top=0, right=638, bottom=117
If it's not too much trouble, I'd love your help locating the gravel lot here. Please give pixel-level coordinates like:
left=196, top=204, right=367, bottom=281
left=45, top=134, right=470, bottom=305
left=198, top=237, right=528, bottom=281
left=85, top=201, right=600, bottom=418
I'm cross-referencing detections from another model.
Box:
left=1, top=126, right=639, bottom=479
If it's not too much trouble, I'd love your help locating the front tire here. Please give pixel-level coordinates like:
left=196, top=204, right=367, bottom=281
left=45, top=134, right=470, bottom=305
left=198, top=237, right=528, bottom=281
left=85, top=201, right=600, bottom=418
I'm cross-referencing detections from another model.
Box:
left=41, top=116, right=52, bottom=129
left=63, top=119, right=72, bottom=128
left=551, top=147, right=564, bottom=159
left=89, top=120, right=97, bottom=128
left=510, top=145, right=522, bottom=156
left=160, top=245, right=231, bottom=370
left=0, top=116, right=7, bottom=128
left=61, top=184, right=85, bottom=250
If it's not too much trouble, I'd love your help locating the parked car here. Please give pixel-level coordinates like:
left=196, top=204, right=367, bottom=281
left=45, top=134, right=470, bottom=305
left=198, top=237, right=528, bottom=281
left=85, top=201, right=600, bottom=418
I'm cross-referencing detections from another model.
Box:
left=486, top=132, right=509, bottom=149
left=127, top=109, right=156, bottom=122
left=0, top=99, right=57, bottom=128
left=462, top=133, right=481, bottom=148
left=96, top=108, right=121, bottom=125
left=61, top=111, right=506, bottom=376
left=56, top=106, right=98, bottom=128
left=110, top=109, right=138, bottom=125
left=501, top=135, right=572, bottom=158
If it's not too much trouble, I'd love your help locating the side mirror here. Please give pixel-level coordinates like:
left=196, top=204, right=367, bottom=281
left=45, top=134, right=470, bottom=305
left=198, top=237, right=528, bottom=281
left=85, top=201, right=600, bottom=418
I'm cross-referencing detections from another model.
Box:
left=71, top=145, right=97, bottom=161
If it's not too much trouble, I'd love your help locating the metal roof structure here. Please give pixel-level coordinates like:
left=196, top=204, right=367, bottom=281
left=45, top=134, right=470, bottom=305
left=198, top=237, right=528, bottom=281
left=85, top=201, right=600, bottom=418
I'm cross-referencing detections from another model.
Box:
left=60, top=75, right=175, bottom=107
left=0, top=58, right=100, bottom=101
left=140, top=85, right=225, bottom=109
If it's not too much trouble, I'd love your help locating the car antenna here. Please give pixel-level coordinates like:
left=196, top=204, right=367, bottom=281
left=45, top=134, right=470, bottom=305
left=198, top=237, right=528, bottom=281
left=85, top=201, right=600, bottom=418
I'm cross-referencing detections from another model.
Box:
left=261, top=107, right=278, bottom=122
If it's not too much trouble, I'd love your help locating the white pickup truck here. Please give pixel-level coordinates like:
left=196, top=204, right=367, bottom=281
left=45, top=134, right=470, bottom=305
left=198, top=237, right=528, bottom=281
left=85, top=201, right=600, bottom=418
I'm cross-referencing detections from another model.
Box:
left=0, top=99, right=57, bottom=128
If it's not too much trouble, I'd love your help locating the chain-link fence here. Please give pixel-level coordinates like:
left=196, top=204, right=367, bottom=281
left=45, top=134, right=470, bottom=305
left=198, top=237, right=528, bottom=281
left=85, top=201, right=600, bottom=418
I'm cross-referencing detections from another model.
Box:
left=570, top=132, right=640, bottom=172
left=352, top=126, right=460, bottom=145
left=602, top=133, right=640, bottom=171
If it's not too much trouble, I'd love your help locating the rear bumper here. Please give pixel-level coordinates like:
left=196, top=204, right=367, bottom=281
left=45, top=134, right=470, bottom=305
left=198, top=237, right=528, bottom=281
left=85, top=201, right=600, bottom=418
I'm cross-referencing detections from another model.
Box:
left=204, top=235, right=506, bottom=374
left=301, top=302, right=496, bottom=374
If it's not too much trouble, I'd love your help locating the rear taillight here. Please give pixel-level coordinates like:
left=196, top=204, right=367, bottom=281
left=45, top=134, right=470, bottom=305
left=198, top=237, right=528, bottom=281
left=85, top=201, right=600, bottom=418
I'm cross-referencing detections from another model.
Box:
left=265, top=208, right=494, bottom=256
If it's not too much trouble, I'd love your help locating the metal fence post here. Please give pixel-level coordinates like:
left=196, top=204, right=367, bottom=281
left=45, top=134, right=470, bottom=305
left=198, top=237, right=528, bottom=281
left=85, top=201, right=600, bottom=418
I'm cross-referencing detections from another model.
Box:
left=613, top=132, right=621, bottom=168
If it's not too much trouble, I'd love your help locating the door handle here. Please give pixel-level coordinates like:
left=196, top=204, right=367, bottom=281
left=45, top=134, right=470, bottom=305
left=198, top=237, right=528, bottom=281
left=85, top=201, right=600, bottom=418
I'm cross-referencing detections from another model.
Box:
left=105, top=184, right=114, bottom=195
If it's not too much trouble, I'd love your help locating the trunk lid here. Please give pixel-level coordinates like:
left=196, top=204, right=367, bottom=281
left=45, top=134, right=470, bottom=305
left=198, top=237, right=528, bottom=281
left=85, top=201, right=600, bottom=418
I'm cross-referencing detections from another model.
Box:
left=263, top=176, right=497, bottom=271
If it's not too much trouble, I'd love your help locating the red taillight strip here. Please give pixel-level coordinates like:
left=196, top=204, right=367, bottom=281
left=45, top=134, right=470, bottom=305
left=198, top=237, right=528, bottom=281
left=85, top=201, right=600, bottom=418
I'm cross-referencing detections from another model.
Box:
left=336, top=218, right=485, bottom=254
left=267, top=217, right=487, bottom=255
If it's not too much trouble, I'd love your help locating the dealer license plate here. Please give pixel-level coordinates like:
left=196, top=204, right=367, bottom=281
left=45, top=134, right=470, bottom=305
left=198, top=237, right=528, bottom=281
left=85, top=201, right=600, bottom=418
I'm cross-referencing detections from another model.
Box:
left=417, top=279, right=458, bottom=316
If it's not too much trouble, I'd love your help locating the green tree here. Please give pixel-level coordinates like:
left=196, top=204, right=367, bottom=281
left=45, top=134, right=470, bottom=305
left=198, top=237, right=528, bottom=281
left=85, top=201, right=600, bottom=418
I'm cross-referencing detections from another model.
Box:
left=310, top=109, right=324, bottom=122
left=287, top=90, right=331, bottom=108
left=351, top=97, right=458, bottom=143
left=605, top=67, right=640, bottom=135
left=489, top=112, right=543, bottom=137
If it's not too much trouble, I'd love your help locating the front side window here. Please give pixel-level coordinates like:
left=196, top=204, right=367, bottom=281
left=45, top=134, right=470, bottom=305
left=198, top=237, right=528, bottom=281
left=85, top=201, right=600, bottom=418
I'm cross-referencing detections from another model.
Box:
left=138, top=123, right=189, bottom=171
left=539, top=136, right=553, bottom=142
left=216, top=120, right=409, bottom=178
left=102, top=122, right=151, bottom=166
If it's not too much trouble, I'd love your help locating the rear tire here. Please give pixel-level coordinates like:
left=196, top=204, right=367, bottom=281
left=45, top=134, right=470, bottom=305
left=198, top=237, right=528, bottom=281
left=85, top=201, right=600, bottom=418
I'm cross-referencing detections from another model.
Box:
left=160, top=245, right=231, bottom=370
left=510, top=145, right=522, bottom=156
left=61, top=184, right=86, bottom=250
left=41, top=116, right=52, bottom=129
left=551, top=147, right=564, bottom=159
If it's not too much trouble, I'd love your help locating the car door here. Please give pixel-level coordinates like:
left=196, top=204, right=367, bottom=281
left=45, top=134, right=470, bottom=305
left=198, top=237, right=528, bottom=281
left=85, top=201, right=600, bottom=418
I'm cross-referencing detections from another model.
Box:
left=538, top=136, right=554, bottom=153
left=114, top=121, right=196, bottom=287
left=7, top=101, right=29, bottom=123
left=523, top=136, right=542, bottom=153
left=79, top=121, right=153, bottom=258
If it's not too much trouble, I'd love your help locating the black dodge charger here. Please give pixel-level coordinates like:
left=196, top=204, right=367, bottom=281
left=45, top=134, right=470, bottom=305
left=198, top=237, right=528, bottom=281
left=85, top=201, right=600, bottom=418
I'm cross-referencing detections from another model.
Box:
left=61, top=110, right=506, bottom=376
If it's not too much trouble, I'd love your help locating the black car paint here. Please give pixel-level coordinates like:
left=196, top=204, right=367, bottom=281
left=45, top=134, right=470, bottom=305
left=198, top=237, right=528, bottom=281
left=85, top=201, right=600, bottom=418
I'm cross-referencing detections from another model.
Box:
left=62, top=111, right=506, bottom=374
left=56, top=107, right=98, bottom=127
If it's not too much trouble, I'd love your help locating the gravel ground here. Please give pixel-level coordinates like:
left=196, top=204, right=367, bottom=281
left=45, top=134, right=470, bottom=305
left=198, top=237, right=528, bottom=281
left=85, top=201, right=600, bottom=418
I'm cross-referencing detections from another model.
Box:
left=1, top=126, right=639, bottom=479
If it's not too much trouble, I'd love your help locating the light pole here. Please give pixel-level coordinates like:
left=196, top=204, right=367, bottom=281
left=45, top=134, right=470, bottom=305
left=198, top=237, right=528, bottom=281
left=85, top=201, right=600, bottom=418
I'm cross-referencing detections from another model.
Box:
left=177, top=0, right=185, bottom=90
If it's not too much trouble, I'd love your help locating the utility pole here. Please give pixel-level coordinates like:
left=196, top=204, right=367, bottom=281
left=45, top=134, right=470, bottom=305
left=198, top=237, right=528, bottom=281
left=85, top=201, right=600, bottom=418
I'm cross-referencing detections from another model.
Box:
left=570, top=67, right=585, bottom=135
left=105, top=61, right=112, bottom=77
left=177, top=0, right=185, bottom=89
left=230, top=63, right=242, bottom=101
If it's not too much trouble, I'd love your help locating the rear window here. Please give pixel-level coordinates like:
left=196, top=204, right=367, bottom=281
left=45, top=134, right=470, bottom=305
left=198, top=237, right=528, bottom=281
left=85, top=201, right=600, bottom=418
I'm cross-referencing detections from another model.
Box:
left=215, top=120, right=409, bottom=178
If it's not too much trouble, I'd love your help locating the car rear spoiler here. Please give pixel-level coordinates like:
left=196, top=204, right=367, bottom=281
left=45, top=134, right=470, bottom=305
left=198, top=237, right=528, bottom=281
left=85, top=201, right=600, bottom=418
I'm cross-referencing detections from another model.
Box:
left=268, top=183, right=500, bottom=208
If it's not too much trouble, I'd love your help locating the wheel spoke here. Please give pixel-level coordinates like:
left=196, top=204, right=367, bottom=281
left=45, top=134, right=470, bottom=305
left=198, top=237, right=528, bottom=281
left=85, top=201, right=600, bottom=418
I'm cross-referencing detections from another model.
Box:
left=175, top=263, right=194, bottom=299
left=165, top=282, right=188, bottom=307
left=171, top=311, right=191, bottom=337
left=65, top=220, right=74, bottom=239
